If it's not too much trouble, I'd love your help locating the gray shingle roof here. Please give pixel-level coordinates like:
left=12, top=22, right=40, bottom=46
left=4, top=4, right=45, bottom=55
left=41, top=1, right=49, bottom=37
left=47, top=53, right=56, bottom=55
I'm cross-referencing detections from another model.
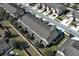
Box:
left=2, top=3, right=17, bottom=14
left=21, top=14, right=58, bottom=43
left=22, top=14, right=52, bottom=38
left=1, top=4, right=24, bottom=18
left=66, top=44, right=79, bottom=56
left=57, top=38, right=79, bottom=56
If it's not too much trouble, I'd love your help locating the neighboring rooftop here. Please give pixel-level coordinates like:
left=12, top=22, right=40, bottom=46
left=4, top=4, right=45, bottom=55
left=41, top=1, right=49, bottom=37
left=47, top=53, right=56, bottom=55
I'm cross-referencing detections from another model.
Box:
left=0, top=3, right=25, bottom=19
left=1, top=3, right=17, bottom=14
left=56, top=37, right=79, bottom=56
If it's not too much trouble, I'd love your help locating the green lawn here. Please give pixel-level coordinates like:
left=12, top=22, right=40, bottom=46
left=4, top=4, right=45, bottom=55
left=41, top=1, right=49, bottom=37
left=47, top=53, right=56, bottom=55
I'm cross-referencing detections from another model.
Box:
left=14, top=49, right=28, bottom=56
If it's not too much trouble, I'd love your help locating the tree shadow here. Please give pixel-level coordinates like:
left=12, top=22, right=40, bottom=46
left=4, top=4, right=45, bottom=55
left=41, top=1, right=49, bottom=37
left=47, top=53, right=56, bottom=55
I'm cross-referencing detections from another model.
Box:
left=11, top=34, right=19, bottom=38
left=15, top=41, right=30, bottom=50
left=20, top=41, right=30, bottom=49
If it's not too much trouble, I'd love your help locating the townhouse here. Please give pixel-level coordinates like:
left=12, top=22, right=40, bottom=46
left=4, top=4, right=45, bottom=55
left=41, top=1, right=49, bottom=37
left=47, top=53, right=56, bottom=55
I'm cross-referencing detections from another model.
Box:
left=0, top=3, right=64, bottom=47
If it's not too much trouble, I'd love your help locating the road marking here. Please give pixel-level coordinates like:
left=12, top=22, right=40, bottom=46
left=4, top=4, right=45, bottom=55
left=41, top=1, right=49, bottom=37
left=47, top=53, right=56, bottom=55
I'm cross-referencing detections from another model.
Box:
left=8, top=21, right=42, bottom=56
